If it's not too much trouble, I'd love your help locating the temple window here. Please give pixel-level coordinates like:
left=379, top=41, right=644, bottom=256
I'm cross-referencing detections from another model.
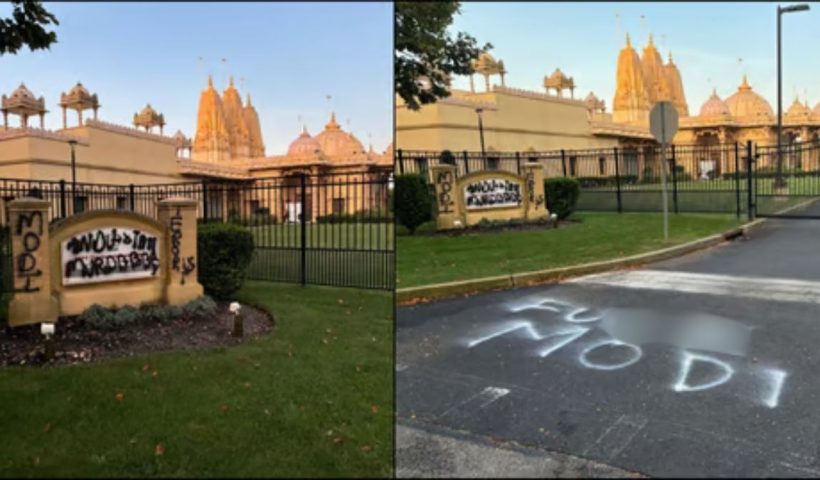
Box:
left=332, top=198, right=345, bottom=215
left=73, top=196, right=88, bottom=214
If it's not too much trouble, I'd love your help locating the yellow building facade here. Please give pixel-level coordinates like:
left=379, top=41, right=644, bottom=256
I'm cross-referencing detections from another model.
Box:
left=0, top=78, right=392, bottom=222
left=397, top=33, right=820, bottom=177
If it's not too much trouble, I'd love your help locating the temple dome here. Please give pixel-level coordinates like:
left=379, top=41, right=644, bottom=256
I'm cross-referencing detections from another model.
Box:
left=699, top=89, right=731, bottom=118
left=724, top=76, right=774, bottom=121
left=786, top=97, right=811, bottom=120
left=138, top=104, right=158, bottom=117
left=67, top=82, right=90, bottom=98
left=315, top=113, right=363, bottom=156
left=346, top=132, right=365, bottom=154
left=473, top=52, right=497, bottom=71
left=287, top=127, right=321, bottom=156
left=9, top=83, right=36, bottom=101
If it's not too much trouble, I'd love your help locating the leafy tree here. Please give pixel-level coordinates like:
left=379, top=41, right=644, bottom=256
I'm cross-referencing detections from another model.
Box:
left=395, top=1, right=490, bottom=111
left=0, top=0, right=59, bottom=56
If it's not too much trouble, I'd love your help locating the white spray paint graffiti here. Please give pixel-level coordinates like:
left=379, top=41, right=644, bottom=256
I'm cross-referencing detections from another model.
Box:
left=672, top=351, right=735, bottom=393
left=579, top=340, right=643, bottom=371
left=463, top=297, right=788, bottom=409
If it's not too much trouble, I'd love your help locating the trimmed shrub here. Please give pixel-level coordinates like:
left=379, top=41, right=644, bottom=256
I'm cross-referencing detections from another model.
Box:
left=113, top=306, right=139, bottom=328
left=181, top=295, right=218, bottom=320
left=79, top=304, right=117, bottom=330
left=139, top=303, right=177, bottom=324
left=544, top=177, right=580, bottom=220
left=395, top=174, right=433, bottom=234
left=197, top=223, right=255, bottom=300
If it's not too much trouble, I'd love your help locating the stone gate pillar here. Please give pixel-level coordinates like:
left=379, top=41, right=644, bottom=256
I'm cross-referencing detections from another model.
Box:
left=157, top=198, right=204, bottom=304
left=431, top=164, right=461, bottom=230
left=522, top=163, right=548, bottom=219
left=8, top=198, right=59, bottom=327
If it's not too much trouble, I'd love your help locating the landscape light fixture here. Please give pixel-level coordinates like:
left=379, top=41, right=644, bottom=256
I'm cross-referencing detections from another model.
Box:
left=230, top=302, right=243, bottom=337
left=775, top=3, right=810, bottom=191
left=41, top=322, right=55, bottom=360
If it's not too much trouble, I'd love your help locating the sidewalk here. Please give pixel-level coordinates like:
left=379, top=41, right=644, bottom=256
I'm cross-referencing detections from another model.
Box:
left=396, top=420, right=645, bottom=478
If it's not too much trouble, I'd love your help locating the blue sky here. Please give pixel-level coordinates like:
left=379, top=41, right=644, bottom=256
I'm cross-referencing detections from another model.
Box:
left=0, top=2, right=392, bottom=153
left=449, top=2, right=819, bottom=115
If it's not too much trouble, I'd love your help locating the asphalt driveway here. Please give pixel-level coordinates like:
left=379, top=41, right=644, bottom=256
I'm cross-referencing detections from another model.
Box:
left=397, top=217, right=820, bottom=477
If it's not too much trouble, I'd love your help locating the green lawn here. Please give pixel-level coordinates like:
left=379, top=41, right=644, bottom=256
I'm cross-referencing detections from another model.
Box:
left=0, top=282, right=393, bottom=478
left=397, top=212, right=742, bottom=288
left=248, top=223, right=394, bottom=250
left=595, top=176, right=820, bottom=195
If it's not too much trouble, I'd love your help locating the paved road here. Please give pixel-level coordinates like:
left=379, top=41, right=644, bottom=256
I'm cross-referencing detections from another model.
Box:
left=397, top=217, right=820, bottom=477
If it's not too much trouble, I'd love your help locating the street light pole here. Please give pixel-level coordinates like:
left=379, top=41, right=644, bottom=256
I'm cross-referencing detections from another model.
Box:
left=775, top=3, right=810, bottom=191
left=475, top=108, right=487, bottom=163
left=68, top=139, right=77, bottom=208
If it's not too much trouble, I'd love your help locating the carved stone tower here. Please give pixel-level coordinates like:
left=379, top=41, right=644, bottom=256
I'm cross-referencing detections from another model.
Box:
left=613, top=34, right=651, bottom=125
left=221, top=76, right=250, bottom=159
left=192, top=76, right=231, bottom=163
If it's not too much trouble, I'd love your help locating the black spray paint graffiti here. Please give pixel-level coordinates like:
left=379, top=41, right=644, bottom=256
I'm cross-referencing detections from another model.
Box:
left=464, top=179, right=522, bottom=209
left=63, top=228, right=160, bottom=281
left=15, top=211, right=43, bottom=293
left=525, top=171, right=545, bottom=210
left=170, top=208, right=195, bottom=285
left=437, top=171, right=455, bottom=213
left=463, top=297, right=787, bottom=408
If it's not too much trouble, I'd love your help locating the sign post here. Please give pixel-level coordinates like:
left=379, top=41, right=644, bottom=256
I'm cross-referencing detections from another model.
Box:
left=649, top=102, right=679, bottom=241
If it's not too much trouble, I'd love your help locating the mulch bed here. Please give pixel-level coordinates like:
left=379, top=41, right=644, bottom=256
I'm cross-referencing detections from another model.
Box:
left=424, top=218, right=576, bottom=237
left=0, top=302, right=274, bottom=367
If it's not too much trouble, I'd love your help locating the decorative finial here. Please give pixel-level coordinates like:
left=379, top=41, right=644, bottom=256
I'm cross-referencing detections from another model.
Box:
left=208, top=75, right=213, bottom=88
left=712, top=87, right=717, bottom=97
left=626, top=32, right=631, bottom=47
left=229, top=75, right=234, bottom=87
left=246, top=93, right=251, bottom=106
left=668, top=51, right=673, bottom=63
left=648, top=33, right=654, bottom=46
left=741, top=74, right=749, bottom=89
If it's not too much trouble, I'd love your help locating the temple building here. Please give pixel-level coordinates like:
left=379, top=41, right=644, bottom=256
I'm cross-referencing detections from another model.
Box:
left=0, top=77, right=391, bottom=221
left=397, top=32, right=820, bottom=171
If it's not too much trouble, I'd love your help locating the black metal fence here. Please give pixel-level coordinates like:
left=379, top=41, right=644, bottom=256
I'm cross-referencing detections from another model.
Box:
left=398, top=143, right=761, bottom=217
left=0, top=170, right=395, bottom=292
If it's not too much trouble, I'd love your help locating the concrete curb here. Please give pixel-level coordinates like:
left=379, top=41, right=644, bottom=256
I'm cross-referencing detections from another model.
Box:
left=397, top=217, right=769, bottom=305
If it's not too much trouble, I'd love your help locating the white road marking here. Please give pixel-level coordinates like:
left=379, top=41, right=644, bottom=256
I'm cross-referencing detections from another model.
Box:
left=570, top=269, right=820, bottom=305
left=439, top=386, right=511, bottom=419
left=583, top=414, right=648, bottom=461
left=477, top=386, right=511, bottom=408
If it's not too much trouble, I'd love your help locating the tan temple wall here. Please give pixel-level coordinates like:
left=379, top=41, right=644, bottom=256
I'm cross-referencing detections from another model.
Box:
left=396, top=89, right=620, bottom=153
left=0, top=124, right=184, bottom=185
left=230, top=168, right=390, bottom=223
